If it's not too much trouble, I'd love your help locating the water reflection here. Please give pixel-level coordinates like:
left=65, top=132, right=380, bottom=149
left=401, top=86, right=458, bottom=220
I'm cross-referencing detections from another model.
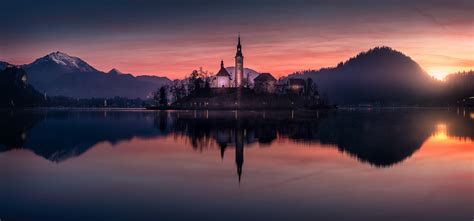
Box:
left=0, top=108, right=472, bottom=181
left=1, top=108, right=473, bottom=221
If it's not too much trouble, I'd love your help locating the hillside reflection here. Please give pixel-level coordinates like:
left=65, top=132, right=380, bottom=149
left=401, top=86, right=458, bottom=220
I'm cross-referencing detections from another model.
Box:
left=0, top=109, right=472, bottom=179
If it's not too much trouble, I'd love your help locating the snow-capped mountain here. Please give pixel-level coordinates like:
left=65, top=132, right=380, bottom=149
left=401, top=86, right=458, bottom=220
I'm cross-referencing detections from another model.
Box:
left=15, top=52, right=171, bottom=98
left=225, top=67, right=260, bottom=85
left=27, top=51, right=97, bottom=73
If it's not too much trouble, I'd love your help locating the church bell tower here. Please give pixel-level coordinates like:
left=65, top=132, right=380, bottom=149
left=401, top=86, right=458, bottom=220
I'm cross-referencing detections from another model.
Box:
left=234, top=34, right=244, bottom=87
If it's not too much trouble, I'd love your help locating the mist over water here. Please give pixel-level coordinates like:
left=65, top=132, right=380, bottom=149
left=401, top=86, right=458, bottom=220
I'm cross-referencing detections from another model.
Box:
left=0, top=108, right=472, bottom=221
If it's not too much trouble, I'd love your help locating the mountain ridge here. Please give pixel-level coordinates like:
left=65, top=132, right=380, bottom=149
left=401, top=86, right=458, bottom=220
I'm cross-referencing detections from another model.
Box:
left=1, top=52, right=171, bottom=99
left=26, top=51, right=98, bottom=73
left=1, top=47, right=471, bottom=104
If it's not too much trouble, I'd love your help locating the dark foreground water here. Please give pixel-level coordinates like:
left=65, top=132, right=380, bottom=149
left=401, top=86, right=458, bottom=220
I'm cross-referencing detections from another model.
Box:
left=0, top=108, right=472, bottom=221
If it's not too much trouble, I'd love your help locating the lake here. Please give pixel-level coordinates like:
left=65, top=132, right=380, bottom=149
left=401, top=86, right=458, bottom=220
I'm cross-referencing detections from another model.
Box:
left=0, top=108, right=472, bottom=221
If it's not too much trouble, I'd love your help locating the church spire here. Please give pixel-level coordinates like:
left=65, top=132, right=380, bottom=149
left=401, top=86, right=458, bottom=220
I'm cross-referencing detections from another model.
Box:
left=234, top=33, right=244, bottom=87
left=238, top=32, right=241, bottom=47
left=236, top=33, right=242, bottom=57
left=221, top=59, right=224, bottom=68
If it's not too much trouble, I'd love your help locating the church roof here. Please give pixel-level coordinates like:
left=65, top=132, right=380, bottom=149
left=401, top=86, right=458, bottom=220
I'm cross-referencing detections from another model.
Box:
left=254, top=73, right=276, bottom=82
left=216, top=60, right=231, bottom=77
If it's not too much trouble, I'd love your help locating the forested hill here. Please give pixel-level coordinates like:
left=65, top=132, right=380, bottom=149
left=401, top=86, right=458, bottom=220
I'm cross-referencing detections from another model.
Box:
left=287, top=47, right=442, bottom=105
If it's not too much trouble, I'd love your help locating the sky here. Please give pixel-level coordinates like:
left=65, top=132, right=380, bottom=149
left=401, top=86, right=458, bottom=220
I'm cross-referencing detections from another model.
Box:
left=0, top=0, right=472, bottom=80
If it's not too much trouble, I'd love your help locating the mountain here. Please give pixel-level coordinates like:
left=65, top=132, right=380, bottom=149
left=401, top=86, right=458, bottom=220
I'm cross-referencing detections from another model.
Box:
left=0, top=65, right=45, bottom=107
left=226, top=67, right=260, bottom=85
left=17, top=52, right=171, bottom=99
left=0, top=111, right=166, bottom=162
left=25, top=51, right=97, bottom=73
left=287, top=47, right=441, bottom=105
left=106, top=68, right=171, bottom=86
left=2, top=109, right=472, bottom=166
left=107, top=68, right=125, bottom=75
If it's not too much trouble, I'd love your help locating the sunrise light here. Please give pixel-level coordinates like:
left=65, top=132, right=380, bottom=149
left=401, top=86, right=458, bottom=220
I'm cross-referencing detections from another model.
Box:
left=431, top=124, right=449, bottom=141
left=430, top=70, right=449, bottom=80
left=1, top=1, right=473, bottom=221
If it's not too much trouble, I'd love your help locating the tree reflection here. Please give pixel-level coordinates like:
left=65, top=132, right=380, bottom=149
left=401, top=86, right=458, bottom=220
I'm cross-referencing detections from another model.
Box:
left=0, top=109, right=472, bottom=182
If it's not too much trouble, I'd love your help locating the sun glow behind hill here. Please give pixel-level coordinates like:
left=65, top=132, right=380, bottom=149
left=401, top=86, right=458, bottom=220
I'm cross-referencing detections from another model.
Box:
left=430, top=70, right=450, bottom=80
left=2, top=1, right=473, bottom=80
left=427, top=67, right=472, bottom=81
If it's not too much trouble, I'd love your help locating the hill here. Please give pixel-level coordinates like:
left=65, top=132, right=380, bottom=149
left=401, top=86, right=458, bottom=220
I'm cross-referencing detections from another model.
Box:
left=443, top=70, right=474, bottom=105
left=2, top=52, right=171, bottom=99
left=0, top=66, right=45, bottom=107
left=287, top=47, right=442, bottom=105
left=0, top=61, right=10, bottom=70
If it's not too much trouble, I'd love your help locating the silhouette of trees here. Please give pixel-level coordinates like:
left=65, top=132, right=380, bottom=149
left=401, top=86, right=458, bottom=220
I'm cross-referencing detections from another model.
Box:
left=170, top=80, right=187, bottom=103
left=0, top=66, right=45, bottom=107
left=443, top=70, right=474, bottom=106
left=154, top=86, right=168, bottom=106
left=305, top=78, right=319, bottom=99
left=187, top=68, right=212, bottom=96
left=45, top=96, right=145, bottom=107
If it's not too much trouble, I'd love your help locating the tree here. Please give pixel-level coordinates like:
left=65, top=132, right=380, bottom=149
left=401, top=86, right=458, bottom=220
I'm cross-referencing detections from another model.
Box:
left=170, top=80, right=186, bottom=102
left=305, top=78, right=319, bottom=98
left=305, top=78, right=313, bottom=97
left=197, top=67, right=209, bottom=79
left=159, top=86, right=168, bottom=106
left=204, top=79, right=210, bottom=94
left=188, top=68, right=211, bottom=94
left=187, top=70, right=200, bottom=93
left=154, top=86, right=168, bottom=106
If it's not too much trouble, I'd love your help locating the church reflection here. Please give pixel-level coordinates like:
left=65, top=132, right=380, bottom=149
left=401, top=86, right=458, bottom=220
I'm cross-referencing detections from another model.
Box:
left=1, top=108, right=473, bottom=183
left=235, top=126, right=244, bottom=183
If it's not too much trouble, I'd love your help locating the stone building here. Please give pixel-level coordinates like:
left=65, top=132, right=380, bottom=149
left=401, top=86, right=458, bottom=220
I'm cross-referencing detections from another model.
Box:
left=254, top=73, right=277, bottom=93
left=211, top=34, right=247, bottom=88
left=288, top=78, right=306, bottom=94
left=215, top=60, right=231, bottom=88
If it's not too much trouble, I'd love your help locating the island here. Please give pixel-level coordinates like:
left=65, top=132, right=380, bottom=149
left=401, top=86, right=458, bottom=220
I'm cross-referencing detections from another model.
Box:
left=147, top=35, right=333, bottom=110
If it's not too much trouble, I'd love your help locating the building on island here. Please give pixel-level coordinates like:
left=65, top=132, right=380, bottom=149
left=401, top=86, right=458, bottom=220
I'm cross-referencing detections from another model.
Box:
left=287, top=78, right=306, bottom=94
left=209, top=34, right=278, bottom=93
left=150, top=34, right=329, bottom=110
left=215, top=60, right=232, bottom=88
left=211, top=34, right=247, bottom=88
left=254, top=73, right=277, bottom=93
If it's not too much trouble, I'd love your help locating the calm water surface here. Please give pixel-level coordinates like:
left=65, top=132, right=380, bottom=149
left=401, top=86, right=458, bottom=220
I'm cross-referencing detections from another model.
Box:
left=0, top=108, right=472, bottom=221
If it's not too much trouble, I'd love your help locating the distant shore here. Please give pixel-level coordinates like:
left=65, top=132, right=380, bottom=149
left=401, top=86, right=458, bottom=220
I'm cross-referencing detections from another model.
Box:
left=145, top=105, right=337, bottom=111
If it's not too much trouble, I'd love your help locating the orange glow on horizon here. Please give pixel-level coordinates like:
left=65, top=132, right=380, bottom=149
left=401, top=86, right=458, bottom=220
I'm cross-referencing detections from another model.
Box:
left=2, top=0, right=473, bottom=80
left=3, top=34, right=473, bottom=80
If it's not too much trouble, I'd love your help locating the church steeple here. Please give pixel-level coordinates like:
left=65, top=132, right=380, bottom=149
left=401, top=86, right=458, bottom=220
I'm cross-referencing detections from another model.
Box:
left=236, top=33, right=242, bottom=57
left=234, top=33, right=244, bottom=87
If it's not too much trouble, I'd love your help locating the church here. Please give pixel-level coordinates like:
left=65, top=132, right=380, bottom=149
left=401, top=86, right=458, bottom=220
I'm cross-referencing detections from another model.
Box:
left=211, top=34, right=246, bottom=88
